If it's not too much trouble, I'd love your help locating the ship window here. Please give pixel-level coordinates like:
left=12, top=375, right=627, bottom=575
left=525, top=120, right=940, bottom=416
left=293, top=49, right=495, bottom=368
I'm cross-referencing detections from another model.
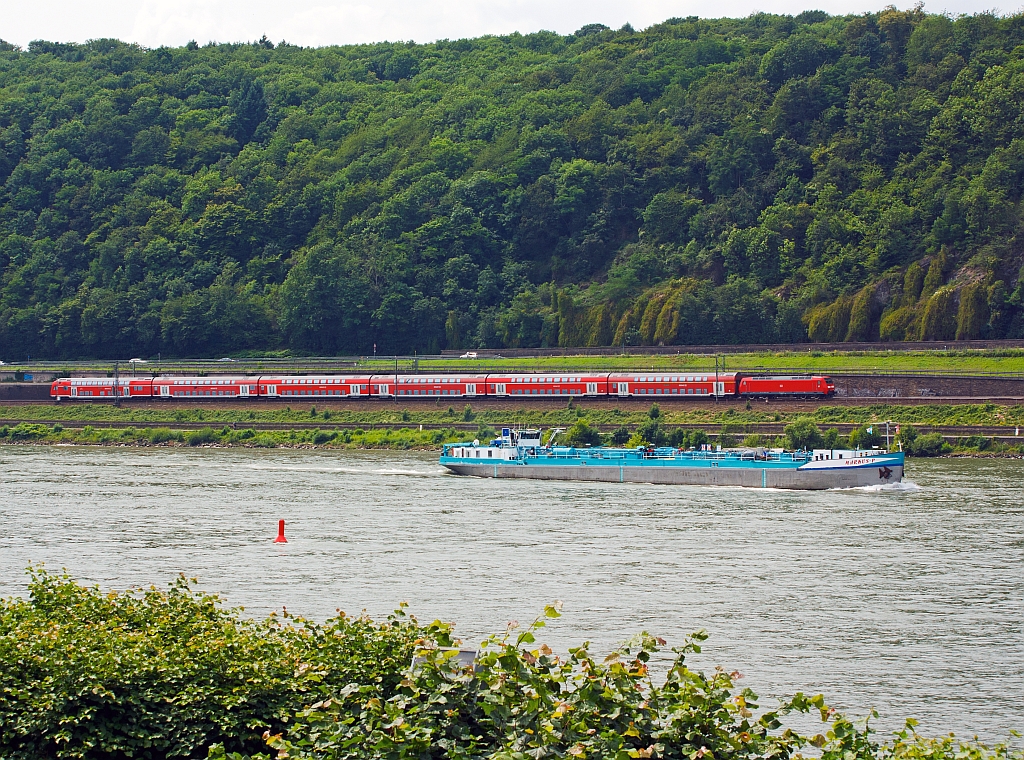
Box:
left=487, top=450, right=493, bottom=458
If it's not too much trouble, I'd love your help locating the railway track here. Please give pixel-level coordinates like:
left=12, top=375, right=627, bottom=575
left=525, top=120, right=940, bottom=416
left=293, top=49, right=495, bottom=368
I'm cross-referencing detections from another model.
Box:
left=2, top=395, right=1023, bottom=408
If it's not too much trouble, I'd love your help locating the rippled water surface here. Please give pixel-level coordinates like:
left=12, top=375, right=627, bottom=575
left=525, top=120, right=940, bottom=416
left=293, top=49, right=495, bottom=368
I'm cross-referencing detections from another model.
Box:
left=2, top=446, right=1022, bottom=742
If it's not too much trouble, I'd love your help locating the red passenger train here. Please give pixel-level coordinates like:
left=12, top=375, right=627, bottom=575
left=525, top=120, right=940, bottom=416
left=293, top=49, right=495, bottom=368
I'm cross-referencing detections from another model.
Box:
left=51, top=372, right=834, bottom=401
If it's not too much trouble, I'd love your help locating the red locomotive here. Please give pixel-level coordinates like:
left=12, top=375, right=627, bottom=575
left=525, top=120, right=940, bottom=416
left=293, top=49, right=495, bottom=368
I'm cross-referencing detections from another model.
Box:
left=737, top=374, right=835, bottom=398
left=51, top=372, right=835, bottom=401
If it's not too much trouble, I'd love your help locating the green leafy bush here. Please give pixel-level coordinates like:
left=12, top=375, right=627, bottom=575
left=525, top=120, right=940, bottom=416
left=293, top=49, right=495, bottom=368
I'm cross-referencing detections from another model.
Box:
left=784, top=418, right=824, bottom=450
left=563, top=419, right=602, bottom=447
left=260, top=609, right=1023, bottom=760
left=610, top=425, right=631, bottom=445
left=185, top=427, right=218, bottom=446
left=147, top=427, right=180, bottom=443
left=911, top=433, right=952, bottom=456
left=848, top=424, right=883, bottom=449
left=897, top=425, right=951, bottom=456
left=638, top=418, right=668, bottom=446
left=311, top=429, right=336, bottom=445
left=0, top=569, right=421, bottom=760
left=8, top=423, right=50, bottom=440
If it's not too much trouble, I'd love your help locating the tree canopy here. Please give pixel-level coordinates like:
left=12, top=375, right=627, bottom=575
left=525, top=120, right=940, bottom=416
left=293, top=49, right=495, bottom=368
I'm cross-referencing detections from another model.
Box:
left=2, top=10, right=1024, bottom=358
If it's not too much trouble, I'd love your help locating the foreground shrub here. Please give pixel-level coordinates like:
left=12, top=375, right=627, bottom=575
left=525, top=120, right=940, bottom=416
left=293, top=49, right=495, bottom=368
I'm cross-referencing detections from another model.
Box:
left=263, top=611, right=802, bottom=760
left=0, top=569, right=421, bottom=760
left=261, top=611, right=1023, bottom=760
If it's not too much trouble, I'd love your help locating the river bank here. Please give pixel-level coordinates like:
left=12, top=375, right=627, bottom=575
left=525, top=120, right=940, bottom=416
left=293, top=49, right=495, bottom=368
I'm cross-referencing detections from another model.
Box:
left=4, top=399, right=1024, bottom=453
left=1, top=422, right=1022, bottom=455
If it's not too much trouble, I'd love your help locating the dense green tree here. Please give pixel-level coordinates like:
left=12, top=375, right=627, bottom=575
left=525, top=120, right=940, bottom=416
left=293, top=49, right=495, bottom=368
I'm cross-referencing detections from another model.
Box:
left=2, top=9, right=1024, bottom=359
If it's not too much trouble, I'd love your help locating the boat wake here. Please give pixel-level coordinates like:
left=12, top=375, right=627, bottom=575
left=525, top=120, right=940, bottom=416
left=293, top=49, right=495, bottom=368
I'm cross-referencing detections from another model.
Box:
left=242, top=463, right=443, bottom=477
left=837, top=478, right=921, bottom=492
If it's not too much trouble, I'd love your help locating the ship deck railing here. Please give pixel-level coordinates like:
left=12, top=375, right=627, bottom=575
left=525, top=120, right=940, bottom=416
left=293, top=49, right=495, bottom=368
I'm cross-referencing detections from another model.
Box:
left=442, top=443, right=822, bottom=464
left=528, top=447, right=813, bottom=464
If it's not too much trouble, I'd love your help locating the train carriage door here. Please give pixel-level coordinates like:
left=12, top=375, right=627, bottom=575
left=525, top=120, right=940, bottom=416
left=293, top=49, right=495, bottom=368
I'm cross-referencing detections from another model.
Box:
left=466, top=383, right=476, bottom=397
left=266, top=384, right=278, bottom=397
left=586, top=382, right=597, bottom=396
left=239, top=383, right=251, bottom=398
left=377, top=384, right=390, bottom=397
left=159, top=385, right=170, bottom=398
left=617, top=382, right=628, bottom=397
left=495, top=383, right=506, bottom=396
left=71, top=385, right=78, bottom=398
left=715, top=382, right=725, bottom=397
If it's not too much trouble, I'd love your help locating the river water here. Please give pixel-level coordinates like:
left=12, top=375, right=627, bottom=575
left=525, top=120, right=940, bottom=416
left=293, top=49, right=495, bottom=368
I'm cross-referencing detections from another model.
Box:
left=1, top=446, right=1022, bottom=743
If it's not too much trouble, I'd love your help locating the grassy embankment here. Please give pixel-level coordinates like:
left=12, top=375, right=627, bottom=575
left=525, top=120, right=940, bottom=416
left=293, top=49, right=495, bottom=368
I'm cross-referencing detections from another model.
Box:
left=387, top=349, right=1024, bottom=375
left=2, top=401, right=1022, bottom=454
left=11, top=348, right=1024, bottom=378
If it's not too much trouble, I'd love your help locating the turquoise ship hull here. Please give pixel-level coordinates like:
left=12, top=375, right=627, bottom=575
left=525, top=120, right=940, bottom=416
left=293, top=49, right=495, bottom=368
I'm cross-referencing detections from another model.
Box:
left=440, top=442, right=904, bottom=490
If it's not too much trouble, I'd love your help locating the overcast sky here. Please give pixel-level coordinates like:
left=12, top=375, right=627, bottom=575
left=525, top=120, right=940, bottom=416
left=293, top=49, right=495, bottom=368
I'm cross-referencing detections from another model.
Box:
left=1, top=0, right=1016, bottom=49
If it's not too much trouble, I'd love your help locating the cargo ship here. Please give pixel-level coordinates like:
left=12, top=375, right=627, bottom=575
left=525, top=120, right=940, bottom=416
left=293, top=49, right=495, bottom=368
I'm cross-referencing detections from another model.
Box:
left=440, top=428, right=904, bottom=490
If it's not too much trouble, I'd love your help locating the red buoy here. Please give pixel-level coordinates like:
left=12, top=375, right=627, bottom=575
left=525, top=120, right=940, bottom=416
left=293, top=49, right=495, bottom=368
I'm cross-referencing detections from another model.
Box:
left=274, top=519, right=287, bottom=543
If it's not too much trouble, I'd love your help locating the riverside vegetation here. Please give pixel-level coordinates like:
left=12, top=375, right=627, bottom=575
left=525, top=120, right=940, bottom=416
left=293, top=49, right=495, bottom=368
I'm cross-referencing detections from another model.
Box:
left=5, top=10, right=1024, bottom=360
left=1, top=401, right=1017, bottom=454
left=0, top=569, right=1020, bottom=760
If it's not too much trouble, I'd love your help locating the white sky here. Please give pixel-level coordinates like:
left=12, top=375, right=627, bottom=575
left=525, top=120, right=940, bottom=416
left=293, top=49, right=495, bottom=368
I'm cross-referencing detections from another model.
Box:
left=0, top=0, right=1017, bottom=49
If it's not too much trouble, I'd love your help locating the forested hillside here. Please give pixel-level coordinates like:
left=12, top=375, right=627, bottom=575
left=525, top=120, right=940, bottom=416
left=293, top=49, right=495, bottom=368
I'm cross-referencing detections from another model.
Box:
left=2, top=10, right=1024, bottom=358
